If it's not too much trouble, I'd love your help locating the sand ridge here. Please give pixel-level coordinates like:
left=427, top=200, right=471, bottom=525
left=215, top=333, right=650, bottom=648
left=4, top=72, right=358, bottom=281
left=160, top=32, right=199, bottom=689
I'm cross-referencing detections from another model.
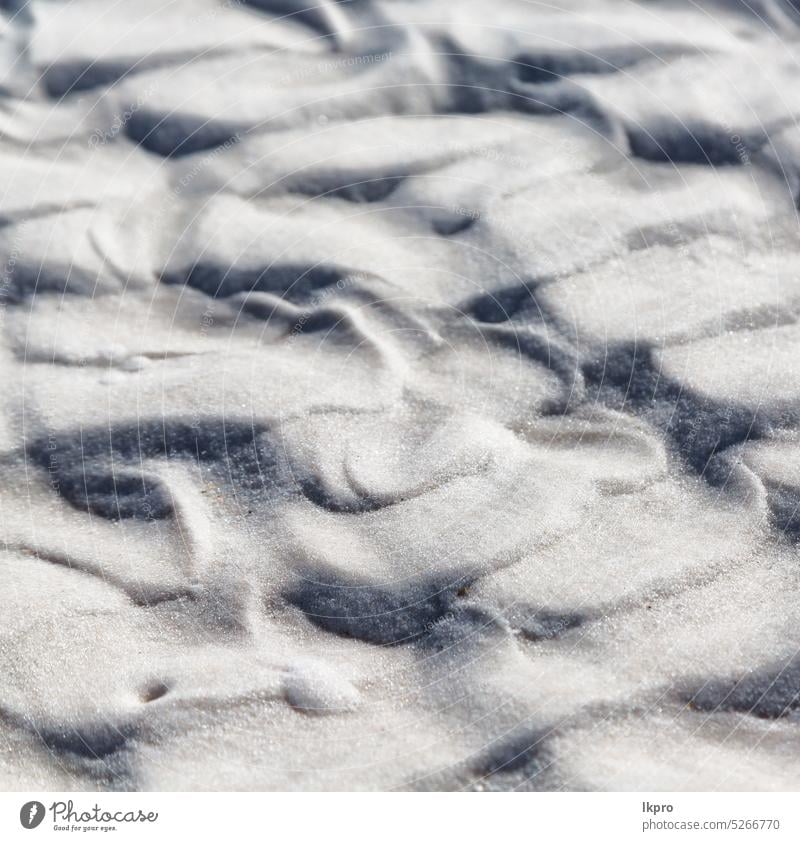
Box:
left=2, top=0, right=800, bottom=791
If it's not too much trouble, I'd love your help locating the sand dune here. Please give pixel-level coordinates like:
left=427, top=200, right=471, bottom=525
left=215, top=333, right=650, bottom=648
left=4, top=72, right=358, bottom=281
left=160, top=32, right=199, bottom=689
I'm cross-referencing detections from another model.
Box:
left=2, top=0, right=800, bottom=791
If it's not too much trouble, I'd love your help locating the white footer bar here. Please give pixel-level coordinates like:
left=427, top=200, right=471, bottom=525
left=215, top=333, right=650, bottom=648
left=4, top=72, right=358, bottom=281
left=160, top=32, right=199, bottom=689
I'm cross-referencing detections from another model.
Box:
left=2, top=792, right=797, bottom=840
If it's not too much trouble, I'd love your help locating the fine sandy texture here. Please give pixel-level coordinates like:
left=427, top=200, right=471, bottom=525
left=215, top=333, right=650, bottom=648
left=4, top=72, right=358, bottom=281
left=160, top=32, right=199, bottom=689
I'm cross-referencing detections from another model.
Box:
left=3, top=0, right=800, bottom=791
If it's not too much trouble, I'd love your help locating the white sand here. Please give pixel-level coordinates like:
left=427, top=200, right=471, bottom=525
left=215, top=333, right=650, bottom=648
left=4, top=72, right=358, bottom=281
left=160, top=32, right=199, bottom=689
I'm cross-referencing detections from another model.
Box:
left=2, top=0, right=800, bottom=791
